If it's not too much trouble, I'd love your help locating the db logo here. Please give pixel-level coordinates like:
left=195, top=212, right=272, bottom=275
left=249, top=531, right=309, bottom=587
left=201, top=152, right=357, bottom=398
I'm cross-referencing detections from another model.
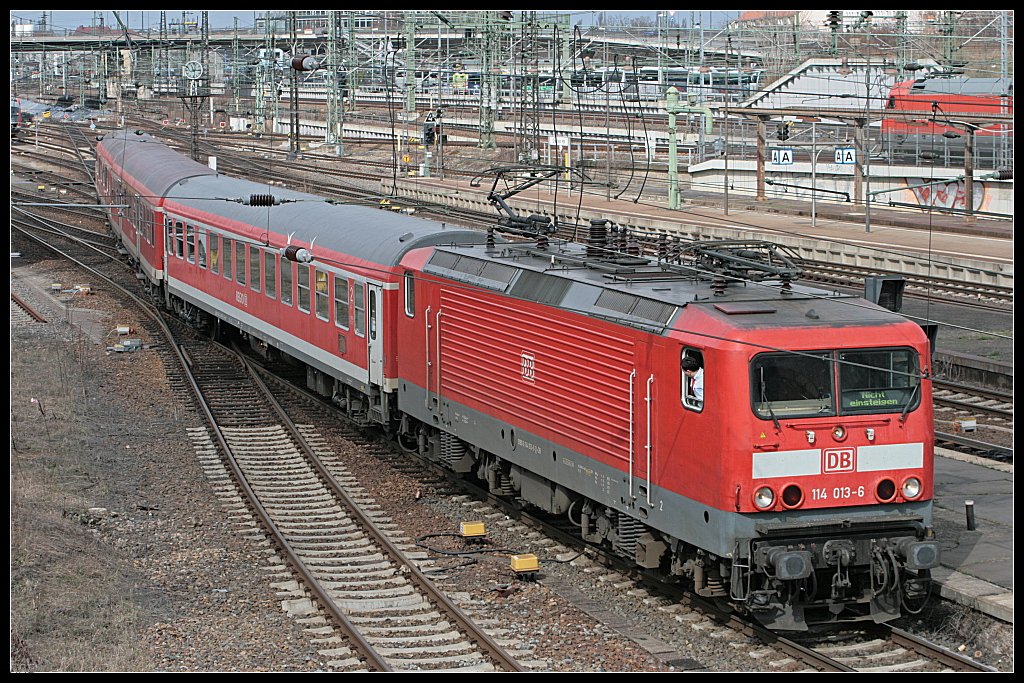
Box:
left=823, top=447, right=856, bottom=473
left=520, top=352, right=536, bottom=384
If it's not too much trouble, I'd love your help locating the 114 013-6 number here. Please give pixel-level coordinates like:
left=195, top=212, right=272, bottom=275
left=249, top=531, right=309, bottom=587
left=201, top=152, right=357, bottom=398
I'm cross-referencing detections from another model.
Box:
left=811, top=486, right=865, bottom=501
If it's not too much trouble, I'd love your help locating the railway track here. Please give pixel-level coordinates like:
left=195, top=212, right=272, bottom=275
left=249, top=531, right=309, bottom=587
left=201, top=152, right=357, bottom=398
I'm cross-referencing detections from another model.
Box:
left=932, top=381, right=1013, bottom=420
left=801, top=262, right=1013, bottom=311
left=10, top=291, right=49, bottom=324
left=788, top=624, right=998, bottom=672
left=171, top=337, right=524, bottom=671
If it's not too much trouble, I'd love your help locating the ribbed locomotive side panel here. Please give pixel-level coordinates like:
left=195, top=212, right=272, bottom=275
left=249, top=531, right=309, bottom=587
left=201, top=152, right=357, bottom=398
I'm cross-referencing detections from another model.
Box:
left=439, top=287, right=635, bottom=464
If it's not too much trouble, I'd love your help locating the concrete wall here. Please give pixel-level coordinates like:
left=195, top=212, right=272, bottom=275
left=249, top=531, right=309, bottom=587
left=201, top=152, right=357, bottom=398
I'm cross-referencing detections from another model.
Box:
left=688, top=159, right=1014, bottom=216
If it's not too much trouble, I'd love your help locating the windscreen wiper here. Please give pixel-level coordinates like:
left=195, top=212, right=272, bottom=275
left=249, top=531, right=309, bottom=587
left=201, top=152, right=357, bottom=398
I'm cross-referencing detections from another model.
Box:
left=760, top=368, right=782, bottom=432
left=899, top=381, right=922, bottom=424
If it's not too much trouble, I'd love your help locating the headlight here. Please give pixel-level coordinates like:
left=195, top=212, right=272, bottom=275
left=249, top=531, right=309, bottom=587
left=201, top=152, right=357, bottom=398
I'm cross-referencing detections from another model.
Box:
left=831, top=425, right=847, bottom=441
left=754, top=486, right=775, bottom=510
left=782, top=484, right=803, bottom=508
left=902, top=477, right=922, bottom=499
left=876, top=478, right=897, bottom=502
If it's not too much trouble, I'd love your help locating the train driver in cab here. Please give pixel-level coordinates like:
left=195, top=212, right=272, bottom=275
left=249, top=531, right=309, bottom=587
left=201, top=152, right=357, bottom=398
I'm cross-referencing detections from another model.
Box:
left=682, top=354, right=704, bottom=406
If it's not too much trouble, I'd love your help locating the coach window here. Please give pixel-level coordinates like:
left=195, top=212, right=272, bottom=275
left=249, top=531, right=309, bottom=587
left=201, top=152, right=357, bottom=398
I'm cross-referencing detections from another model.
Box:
left=315, top=269, right=330, bottom=321
left=223, top=238, right=233, bottom=281
left=404, top=271, right=415, bottom=317
left=369, top=289, right=377, bottom=340
left=140, top=204, right=151, bottom=245
left=297, top=265, right=311, bottom=312
left=353, top=283, right=366, bottom=337
left=210, top=234, right=220, bottom=274
left=334, top=276, right=350, bottom=330
left=186, top=225, right=196, bottom=263
left=235, top=241, right=246, bottom=286
left=264, top=250, right=276, bottom=299
left=681, top=348, right=705, bottom=412
left=249, top=245, right=261, bottom=293
left=134, top=198, right=142, bottom=241
left=197, top=229, right=207, bottom=268
left=281, top=259, right=293, bottom=305
left=175, top=221, right=185, bottom=259
left=165, top=218, right=174, bottom=255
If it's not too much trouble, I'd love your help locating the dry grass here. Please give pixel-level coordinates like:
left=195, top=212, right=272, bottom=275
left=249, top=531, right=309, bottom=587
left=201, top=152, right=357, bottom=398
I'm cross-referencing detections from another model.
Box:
left=10, top=328, right=152, bottom=672
left=905, top=598, right=1014, bottom=670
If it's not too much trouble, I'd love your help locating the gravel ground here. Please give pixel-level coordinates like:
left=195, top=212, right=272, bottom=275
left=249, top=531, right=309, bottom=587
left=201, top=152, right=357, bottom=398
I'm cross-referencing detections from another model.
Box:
left=11, top=256, right=330, bottom=672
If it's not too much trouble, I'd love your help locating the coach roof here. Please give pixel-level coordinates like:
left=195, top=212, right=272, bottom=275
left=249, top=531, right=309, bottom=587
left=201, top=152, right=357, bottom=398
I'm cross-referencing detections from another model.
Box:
left=102, top=131, right=490, bottom=266
left=98, top=130, right=217, bottom=198
left=167, top=171, right=490, bottom=267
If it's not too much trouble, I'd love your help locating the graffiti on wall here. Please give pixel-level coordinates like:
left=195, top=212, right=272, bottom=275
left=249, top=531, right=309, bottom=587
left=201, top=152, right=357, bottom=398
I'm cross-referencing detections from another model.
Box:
left=905, top=178, right=987, bottom=212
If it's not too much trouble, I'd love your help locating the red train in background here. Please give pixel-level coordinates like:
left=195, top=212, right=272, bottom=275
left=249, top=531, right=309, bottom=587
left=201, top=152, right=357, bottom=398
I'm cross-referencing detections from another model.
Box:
left=883, top=75, right=1013, bottom=157
left=95, top=130, right=940, bottom=631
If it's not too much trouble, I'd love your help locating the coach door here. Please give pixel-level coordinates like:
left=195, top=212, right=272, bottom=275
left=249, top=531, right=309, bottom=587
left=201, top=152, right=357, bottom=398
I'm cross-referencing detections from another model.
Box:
left=367, top=283, right=384, bottom=387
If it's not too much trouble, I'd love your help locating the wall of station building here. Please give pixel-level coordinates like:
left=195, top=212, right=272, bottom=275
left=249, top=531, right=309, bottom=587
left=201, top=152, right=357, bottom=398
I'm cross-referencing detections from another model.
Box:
left=688, top=159, right=1013, bottom=217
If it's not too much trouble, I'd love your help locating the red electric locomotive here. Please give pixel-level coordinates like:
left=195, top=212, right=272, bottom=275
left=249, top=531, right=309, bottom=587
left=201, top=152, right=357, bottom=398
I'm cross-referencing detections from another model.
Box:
left=883, top=75, right=1013, bottom=158
left=96, top=130, right=940, bottom=631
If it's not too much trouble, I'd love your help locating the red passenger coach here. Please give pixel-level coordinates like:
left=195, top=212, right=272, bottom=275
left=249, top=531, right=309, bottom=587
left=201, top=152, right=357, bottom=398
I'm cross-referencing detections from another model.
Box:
left=96, top=131, right=940, bottom=631
left=95, top=131, right=217, bottom=290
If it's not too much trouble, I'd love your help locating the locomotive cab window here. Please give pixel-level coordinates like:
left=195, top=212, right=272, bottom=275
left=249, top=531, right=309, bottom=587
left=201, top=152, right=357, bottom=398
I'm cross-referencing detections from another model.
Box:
left=681, top=348, right=705, bottom=411
left=752, top=351, right=835, bottom=419
left=751, top=348, right=921, bottom=421
left=838, top=348, right=920, bottom=415
left=404, top=271, right=415, bottom=317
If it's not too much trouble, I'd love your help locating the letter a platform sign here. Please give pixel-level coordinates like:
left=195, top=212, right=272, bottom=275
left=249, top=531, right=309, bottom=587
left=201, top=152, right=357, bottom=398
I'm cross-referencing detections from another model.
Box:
left=770, top=148, right=794, bottom=165
left=835, top=147, right=857, bottom=164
